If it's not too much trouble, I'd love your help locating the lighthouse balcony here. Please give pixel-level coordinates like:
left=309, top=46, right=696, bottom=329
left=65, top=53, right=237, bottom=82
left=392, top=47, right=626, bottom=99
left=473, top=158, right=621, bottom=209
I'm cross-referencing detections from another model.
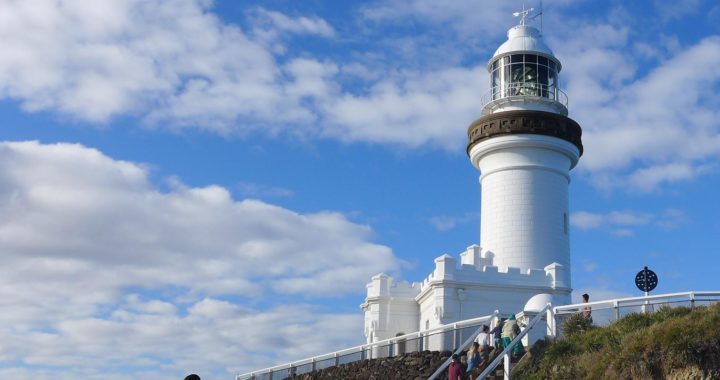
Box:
left=481, top=83, right=568, bottom=116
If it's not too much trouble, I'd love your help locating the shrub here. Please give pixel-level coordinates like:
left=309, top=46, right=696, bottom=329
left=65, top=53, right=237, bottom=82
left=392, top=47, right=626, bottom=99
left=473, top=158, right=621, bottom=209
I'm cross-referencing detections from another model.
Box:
left=513, top=303, right=720, bottom=380
left=561, top=313, right=593, bottom=337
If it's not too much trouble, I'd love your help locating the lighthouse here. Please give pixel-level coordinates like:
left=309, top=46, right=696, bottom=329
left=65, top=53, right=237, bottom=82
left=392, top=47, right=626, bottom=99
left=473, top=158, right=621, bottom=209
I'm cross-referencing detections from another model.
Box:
left=467, top=10, right=583, bottom=288
left=362, top=10, right=581, bottom=346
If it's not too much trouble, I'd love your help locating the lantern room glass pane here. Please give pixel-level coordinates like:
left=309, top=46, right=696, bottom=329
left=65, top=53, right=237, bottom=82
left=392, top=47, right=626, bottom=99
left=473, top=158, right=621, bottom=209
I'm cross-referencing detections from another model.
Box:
left=522, top=63, right=539, bottom=96
left=510, top=63, right=523, bottom=95
left=549, top=70, right=557, bottom=100
left=524, top=54, right=537, bottom=63
left=503, top=65, right=511, bottom=97
left=538, top=56, right=548, bottom=66
left=492, top=69, right=499, bottom=99
left=523, top=63, right=538, bottom=83
left=510, top=54, right=523, bottom=63
left=539, top=65, right=548, bottom=98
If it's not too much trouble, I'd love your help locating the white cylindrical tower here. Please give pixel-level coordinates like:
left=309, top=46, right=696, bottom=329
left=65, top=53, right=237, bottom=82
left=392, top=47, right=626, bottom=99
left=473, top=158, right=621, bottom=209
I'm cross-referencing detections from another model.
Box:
left=467, top=20, right=583, bottom=288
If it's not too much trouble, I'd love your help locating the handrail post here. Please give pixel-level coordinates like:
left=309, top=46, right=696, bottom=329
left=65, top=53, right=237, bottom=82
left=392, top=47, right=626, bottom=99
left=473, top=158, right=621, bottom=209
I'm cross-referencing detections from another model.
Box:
left=690, top=292, right=695, bottom=309
left=547, top=305, right=555, bottom=337
left=614, top=301, right=620, bottom=322
left=503, top=352, right=511, bottom=380
left=453, top=323, right=458, bottom=350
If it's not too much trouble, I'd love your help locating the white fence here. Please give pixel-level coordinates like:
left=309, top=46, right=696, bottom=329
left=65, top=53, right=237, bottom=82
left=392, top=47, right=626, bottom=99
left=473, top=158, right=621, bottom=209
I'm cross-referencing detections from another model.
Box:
left=236, top=291, right=720, bottom=380
left=478, top=291, right=720, bottom=380
left=235, top=313, right=497, bottom=380
left=551, top=291, right=720, bottom=335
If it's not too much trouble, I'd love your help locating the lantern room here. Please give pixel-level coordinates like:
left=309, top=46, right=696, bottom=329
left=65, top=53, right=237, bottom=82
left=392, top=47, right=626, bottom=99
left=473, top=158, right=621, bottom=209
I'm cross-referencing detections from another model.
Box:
left=482, top=25, right=568, bottom=116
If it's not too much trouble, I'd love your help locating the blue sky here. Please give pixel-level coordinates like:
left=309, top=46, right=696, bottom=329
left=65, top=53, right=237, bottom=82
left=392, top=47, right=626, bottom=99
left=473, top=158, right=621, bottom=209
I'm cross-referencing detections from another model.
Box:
left=1, top=0, right=719, bottom=379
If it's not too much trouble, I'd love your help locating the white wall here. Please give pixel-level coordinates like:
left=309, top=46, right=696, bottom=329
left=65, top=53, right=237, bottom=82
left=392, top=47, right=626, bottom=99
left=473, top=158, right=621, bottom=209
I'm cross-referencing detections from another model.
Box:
left=469, top=135, right=579, bottom=288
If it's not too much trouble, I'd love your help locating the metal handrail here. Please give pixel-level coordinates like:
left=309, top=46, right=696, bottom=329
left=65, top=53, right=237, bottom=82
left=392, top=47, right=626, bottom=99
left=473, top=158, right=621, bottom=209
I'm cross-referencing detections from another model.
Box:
left=235, top=312, right=496, bottom=380
left=480, top=83, right=568, bottom=108
left=553, top=291, right=720, bottom=315
left=476, top=303, right=552, bottom=380
left=236, top=291, right=720, bottom=379
left=427, top=310, right=500, bottom=380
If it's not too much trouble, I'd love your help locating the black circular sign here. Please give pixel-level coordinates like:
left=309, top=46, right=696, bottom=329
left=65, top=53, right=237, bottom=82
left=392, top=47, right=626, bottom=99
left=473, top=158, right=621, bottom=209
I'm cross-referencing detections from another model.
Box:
left=635, top=266, right=658, bottom=292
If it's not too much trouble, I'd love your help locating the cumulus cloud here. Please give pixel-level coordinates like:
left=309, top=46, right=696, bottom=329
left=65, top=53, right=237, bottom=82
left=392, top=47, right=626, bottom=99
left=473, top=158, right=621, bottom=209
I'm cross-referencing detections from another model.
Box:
left=1, top=0, right=719, bottom=190
left=0, top=141, right=399, bottom=378
left=322, top=66, right=486, bottom=148
left=248, top=7, right=336, bottom=49
left=0, top=0, right=332, bottom=131
left=556, top=21, right=720, bottom=191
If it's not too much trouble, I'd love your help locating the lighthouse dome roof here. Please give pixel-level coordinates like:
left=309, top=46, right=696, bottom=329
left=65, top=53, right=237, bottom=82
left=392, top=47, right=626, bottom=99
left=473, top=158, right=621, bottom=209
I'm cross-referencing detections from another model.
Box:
left=492, top=25, right=558, bottom=66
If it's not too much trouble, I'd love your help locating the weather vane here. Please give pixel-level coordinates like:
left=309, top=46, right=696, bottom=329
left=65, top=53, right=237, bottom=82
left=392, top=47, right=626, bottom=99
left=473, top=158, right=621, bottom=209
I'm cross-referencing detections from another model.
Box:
left=512, top=3, right=543, bottom=30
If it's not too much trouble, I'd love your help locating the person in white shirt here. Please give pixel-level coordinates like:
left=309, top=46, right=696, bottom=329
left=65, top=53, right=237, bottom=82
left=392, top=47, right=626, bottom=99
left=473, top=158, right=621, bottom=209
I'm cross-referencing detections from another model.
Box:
left=474, top=325, right=492, bottom=370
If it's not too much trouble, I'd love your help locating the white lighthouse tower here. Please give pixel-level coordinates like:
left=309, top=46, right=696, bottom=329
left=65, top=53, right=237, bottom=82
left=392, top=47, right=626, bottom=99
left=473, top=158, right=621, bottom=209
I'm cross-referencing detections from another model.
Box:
left=362, top=10, right=582, bottom=347
left=467, top=10, right=583, bottom=290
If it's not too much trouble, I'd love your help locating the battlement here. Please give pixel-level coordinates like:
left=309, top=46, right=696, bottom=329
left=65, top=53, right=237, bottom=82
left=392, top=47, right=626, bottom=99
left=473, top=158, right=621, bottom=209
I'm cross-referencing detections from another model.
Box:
left=419, top=245, right=569, bottom=292
left=366, top=273, right=421, bottom=299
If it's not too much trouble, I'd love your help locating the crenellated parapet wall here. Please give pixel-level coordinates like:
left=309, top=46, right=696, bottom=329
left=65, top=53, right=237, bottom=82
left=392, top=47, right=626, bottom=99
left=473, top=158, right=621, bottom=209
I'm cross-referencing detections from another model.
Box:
left=418, top=245, right=569, bottom=293
left=365, top=273, right=421, bottom=299
left=415, top=245, right=571, bottom=339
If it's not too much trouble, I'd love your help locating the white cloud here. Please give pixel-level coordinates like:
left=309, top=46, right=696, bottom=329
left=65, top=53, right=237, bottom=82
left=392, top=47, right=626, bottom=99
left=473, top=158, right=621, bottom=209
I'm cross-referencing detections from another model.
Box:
left=571, top=208, right=688, bottom=235
left=248, top=7, right=336, bottom=46
left=582, top=262, right=598, bottom=272
left=360, top=0, right=513, bottom=37
left=427, top=212, right=478, bottom=231
left=237, top=181, right=294, bottom=198
left=611, top=228, right=635, bottom=238
left=570, top=211, right=605, bottom=230
left=557, top=22, right=720, bottom=191
left=360, top=0, right=584, bottom=39
left=571, top=210, right=653, bottom=231
left=626, top=163, right=716, bottom=192
left=0, top=0, right=329, bottom=131
left=0, top=140, right=399, bottom=378
left=0, top=0, right=718, bottom=194
left=322, top=66, right=487, bottom=148
left=653, top=0, right=704, bottom=21
left=656, top=208, right=691, bottom=229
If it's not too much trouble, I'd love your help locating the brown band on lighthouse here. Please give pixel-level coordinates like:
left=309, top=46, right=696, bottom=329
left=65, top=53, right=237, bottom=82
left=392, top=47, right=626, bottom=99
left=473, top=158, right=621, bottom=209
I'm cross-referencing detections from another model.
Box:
left=466, top=110, right=583, bottom=156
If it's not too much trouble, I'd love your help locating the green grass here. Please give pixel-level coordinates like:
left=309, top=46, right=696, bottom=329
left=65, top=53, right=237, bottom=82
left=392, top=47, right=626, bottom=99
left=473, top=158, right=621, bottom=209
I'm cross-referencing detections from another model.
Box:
left=513, top=303, right=720, bottom=380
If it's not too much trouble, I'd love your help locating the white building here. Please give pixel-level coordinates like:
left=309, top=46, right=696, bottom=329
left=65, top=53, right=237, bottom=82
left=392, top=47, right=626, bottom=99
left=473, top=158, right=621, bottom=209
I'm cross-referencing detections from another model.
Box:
left=362, top=13, right=584, bottom=346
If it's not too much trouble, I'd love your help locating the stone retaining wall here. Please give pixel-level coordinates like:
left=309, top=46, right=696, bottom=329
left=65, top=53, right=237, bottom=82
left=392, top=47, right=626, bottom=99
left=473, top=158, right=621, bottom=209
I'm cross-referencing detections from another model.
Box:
left=290, top=350, right=452, bottom=380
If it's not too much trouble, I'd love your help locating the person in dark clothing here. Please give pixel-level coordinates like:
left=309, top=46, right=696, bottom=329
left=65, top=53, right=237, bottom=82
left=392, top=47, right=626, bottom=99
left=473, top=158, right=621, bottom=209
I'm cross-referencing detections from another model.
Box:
left=184, top=375, right=201, bottom=380
left=582, top=293, right=593, bottom=324
left=448, top=354, right=466, bottom=380
left=490, top=319, right=505, bottom=350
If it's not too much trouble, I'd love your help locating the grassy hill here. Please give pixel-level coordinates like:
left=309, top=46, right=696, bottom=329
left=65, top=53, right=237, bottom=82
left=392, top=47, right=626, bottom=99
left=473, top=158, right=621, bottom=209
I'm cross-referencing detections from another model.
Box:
left=513, top=303, right=720, bottom=380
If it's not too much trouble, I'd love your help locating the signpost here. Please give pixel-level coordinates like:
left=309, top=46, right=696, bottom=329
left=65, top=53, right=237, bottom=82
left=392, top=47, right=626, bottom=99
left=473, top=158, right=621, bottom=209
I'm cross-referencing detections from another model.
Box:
left=635, top=266, right=658, bottom=313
